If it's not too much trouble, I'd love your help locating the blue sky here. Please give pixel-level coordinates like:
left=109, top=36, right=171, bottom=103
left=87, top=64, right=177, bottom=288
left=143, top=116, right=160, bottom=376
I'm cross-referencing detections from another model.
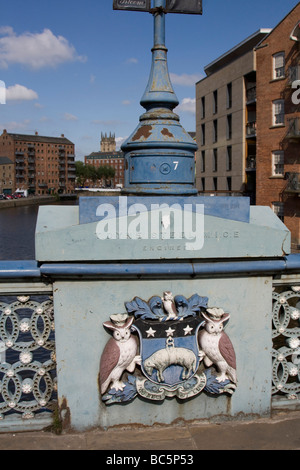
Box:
left=0, top=0, right=299, bottom=160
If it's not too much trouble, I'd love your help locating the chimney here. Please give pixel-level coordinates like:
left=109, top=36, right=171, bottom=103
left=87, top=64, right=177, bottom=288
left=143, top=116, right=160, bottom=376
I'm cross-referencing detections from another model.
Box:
left=35, top=131, right=38, bottom=135
left=61, top=134, right=64, bottom=137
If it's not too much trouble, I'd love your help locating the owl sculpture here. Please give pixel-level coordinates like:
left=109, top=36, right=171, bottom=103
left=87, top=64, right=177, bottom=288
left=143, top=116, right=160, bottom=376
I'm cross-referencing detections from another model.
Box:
left=100, top=315, right=141, bottom=395
left=162, top=291, right=178, bottom=320
left=198, top=308, right=237, bottom=384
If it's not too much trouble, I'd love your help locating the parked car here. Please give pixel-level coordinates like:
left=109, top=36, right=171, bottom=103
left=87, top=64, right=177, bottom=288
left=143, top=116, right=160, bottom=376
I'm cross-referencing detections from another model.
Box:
left=0, top=194, right=5, bottom=200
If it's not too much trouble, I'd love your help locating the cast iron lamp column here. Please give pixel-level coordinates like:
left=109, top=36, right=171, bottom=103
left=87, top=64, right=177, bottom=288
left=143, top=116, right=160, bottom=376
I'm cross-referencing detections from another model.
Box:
left=122, top=0, right=198, bottom=195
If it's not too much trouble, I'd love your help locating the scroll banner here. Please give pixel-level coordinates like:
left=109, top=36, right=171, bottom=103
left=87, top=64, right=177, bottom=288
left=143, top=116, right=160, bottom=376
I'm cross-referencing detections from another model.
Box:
left=113, top=0, right=202, bottom=14
left=166, top=0, right=202, bottom=14
left=113, top=0, right=151, bottom=11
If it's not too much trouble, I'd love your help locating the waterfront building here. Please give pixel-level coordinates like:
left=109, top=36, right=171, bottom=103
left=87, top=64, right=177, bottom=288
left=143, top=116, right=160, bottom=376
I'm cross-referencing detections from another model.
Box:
left=0, top=130, right=76, bottom=195
left=255, top=3, right=300, bottom=252
left=195, top=3, right=300, bottom=251
left=0, top=156, right=14, bottom=195
left=85, top=132, right=125, bottom=187
left=195, top=29, right=271, bottom=203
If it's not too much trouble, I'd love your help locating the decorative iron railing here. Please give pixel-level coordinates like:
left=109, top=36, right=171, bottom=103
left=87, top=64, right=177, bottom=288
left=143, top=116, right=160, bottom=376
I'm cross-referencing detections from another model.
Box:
left=272, top=277, right=300, bottom=408
left=0, top=284, right=56, bottom=430
left=0, top=257, right=299, bottom=431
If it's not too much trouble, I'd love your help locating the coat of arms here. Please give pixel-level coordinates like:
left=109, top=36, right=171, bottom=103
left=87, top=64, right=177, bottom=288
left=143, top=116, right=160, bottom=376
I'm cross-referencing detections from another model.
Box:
left=100, top=292, right=237, bottom=404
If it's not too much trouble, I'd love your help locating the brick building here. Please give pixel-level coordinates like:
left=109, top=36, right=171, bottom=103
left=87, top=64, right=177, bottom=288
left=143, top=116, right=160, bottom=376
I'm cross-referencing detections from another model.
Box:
left=0, top=130, right=76, bottom=195
left=195, top=3, right=299, bottom=251
left=0, top=156, right=14, bottom=195
left=85, top=133, right=125, bottom=187
left=255, top=3, right=300, bottom=251
left=195, top=29, right=271, bottom=203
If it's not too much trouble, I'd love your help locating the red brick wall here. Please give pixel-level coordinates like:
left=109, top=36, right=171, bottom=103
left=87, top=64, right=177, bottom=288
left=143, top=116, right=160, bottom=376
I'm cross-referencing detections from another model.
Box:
left=256, top=4, right=300, bottom=248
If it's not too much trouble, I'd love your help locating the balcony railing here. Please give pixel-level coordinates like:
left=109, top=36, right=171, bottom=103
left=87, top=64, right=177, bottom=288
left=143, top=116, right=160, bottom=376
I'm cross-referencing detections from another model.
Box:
left=246, top=86, right=256, bottom=103
left=246, top=155, right=256, bottom=170
left=246, top=121, right=257, bottom=137
left=288, top=65, right=300, bottom=84
left=284, top=172, right=300, bottom=193
left=285, top=117, right=300, bottom=140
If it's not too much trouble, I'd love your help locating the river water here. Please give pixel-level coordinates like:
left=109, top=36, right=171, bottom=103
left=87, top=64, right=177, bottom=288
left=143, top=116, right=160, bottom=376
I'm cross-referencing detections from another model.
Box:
left=0, top=202, right=77, bottom=260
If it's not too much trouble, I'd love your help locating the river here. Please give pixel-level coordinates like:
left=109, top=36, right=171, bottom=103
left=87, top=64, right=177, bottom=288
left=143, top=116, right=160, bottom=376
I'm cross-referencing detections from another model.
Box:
left=0, top=202, right=77, bottom=260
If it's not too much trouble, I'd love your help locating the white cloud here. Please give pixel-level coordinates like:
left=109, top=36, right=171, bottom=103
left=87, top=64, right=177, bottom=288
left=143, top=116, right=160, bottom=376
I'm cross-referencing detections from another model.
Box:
left=91, top=119, right=124, bottom=126
left=0, top=27, right=87, bottom=69
left=126, top=57, right=138, bottom=64
left=122, top=100, right=131, bottom=105
left=63, top=113, right=78, bottom=121
left=39, top=116, right=52, bottom=123
left=6, top=84, right=38, bottom=101
left=176, top=97, right=196, bottom=114
left=0, top=119, right=31, bottom=131
left=116, top=136, right=127, bottom=149
left=170, top=73, right=203, bottom=87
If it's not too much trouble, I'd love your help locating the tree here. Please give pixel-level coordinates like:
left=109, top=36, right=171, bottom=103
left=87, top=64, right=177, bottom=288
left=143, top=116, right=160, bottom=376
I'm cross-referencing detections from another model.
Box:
left=75, top=161, right=86, bottom=187
left=75, top=161, right=116, bottom=187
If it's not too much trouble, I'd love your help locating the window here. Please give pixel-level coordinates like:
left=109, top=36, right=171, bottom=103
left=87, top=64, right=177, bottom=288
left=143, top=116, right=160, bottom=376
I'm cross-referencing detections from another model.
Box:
left=213, top=149, right=218, bottom=172
left=227, top=177, right=232, bottom=191
left=213, top=90, right=218, bottom=114
left=273, top=100, right=285, bottom=126
left=273, top=52, right=285, bottom=79
left=201, top=177, right=205, bottom=192
left=201, top=96, right=205, bottom=119
left=213, top=120, right=218, bottom=143
left=227, top=114, right=232, bottom=140
left=272, top=151, right=284, bottom=176
left=272, top=202, right=284, bottom=221
left=227, top=83, right=232, bottom=109
left=201, top=124, right=205, bottom=146
left=201, top=151, right=205, bottom=172
left=213, top=177, right=218, bottom=191
left=226, top=146, right=232, bottom=171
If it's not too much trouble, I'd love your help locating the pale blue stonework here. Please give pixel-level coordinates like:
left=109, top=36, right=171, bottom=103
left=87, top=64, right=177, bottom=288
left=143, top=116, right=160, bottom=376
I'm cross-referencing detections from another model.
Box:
left=35, top=200, right=290, bottom=262
left=53, top=277, right=272, bottom=430
left=31, top=196, right=291, bottom=430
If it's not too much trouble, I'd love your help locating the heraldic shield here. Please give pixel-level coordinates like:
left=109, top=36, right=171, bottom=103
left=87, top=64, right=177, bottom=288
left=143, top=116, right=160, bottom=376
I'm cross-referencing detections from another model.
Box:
left=132, top=316, right=203, bottom=388
left=100, top=292, right=237, bottom=405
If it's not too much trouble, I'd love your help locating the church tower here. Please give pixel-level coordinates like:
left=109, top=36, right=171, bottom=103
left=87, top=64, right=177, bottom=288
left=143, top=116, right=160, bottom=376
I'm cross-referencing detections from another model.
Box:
left=100, top=132, right=116, bottom=153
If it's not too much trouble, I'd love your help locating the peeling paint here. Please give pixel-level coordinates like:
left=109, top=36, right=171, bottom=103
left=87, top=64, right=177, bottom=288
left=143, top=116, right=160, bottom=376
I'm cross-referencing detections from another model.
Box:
left=59, top=396, right=71, bottom=430
left=132, top=125, right=153, bottom=141
left=161, top=128, right=174, bottom=138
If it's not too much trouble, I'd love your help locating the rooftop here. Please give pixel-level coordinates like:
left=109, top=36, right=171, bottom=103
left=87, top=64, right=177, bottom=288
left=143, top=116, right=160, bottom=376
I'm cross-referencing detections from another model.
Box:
left=0, top=156, right=13, bottom=165
left=2, top=130, right=74, bottom=145
left=202, top=29, right=272, bottom=78
left=86, top=151, right=124, bottom=159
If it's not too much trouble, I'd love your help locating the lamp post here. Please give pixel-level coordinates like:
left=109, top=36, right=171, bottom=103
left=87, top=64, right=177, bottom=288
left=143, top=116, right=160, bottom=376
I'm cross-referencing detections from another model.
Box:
left=121, top=0, right=198, bottom=195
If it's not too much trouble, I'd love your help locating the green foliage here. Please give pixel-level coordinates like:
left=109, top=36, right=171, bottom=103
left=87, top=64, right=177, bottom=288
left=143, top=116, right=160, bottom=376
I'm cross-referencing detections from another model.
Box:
left=75, top=161, right=116, bottom=187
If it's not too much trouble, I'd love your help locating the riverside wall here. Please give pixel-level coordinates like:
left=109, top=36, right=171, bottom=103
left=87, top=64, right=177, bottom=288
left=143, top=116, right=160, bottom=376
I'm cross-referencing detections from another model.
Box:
left=0, top=196, right=57, bottom=210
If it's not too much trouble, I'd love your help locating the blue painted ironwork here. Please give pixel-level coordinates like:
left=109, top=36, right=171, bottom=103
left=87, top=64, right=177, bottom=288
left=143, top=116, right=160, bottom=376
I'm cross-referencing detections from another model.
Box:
left=121, top=0, right=198, bottom=195
left=0, top=261, right=40, bottom=278
left=79, top=196, right=250, bottom=224
left=272, top=281, right=300, bottom=406
left=0, top=292, right=56, bottom=428
left=0, top=255, right=300, bottom=279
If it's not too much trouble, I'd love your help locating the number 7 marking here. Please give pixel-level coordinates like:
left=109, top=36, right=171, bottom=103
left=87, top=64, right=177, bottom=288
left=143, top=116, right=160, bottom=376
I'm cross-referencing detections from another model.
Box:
left=173, top=161, right=179, bottom=170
